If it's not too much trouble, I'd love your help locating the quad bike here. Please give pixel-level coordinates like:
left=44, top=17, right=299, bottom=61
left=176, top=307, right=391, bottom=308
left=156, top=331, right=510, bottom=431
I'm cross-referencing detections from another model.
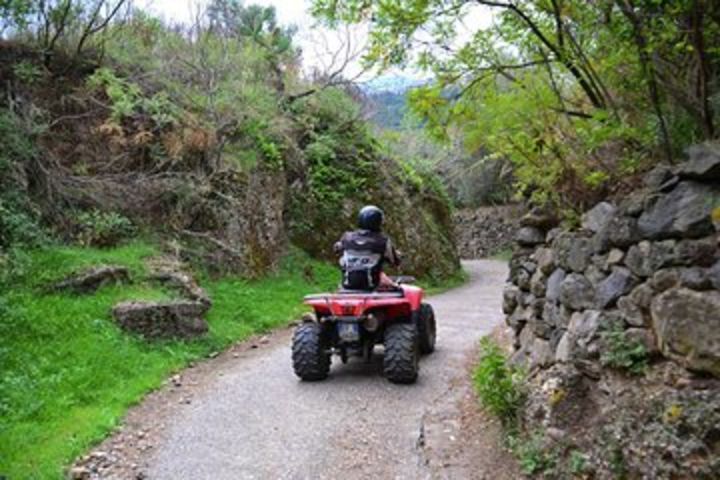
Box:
left=291, top=277, right=436, bottom=384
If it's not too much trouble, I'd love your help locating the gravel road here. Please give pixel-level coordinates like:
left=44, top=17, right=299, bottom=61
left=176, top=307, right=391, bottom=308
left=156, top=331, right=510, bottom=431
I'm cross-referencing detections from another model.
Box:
left=142, top=259, right=508, bottom=479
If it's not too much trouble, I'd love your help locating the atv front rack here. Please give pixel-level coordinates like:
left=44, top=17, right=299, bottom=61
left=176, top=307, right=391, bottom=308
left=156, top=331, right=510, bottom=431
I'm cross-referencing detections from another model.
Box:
left=304, top=291, right=405, bottom=301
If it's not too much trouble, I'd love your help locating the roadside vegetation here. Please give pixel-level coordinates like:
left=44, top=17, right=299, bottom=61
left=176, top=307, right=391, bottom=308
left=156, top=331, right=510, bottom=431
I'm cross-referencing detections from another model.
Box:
left=0, top=242, right=338, bottom=478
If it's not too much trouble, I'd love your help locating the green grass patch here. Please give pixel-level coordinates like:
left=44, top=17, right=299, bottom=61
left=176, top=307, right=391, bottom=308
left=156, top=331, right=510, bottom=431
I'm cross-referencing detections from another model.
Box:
left=421, top=266, right=468, bottom=296
left=0, top=242, right=337, bottom=479
left=490, top=247, right=513, bottom=262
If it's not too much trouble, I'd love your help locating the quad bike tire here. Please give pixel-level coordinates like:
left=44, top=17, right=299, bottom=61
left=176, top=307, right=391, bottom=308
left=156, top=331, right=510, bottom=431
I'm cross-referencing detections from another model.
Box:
left=383, top=322, right=419, bottom=384
left=292, top=322, right=330, bottom=381
left=418, top=303, right=437, bottom=354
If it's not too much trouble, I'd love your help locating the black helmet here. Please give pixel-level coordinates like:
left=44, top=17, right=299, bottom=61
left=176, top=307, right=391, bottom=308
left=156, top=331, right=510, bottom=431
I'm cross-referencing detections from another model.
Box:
left=358, top=205, right=383, bottom=232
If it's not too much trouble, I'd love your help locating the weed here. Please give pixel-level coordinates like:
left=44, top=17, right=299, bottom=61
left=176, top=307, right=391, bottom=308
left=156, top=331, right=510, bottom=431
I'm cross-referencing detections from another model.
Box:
left=600, top=322, right=648, bottom=375
left=75, top=210, right=136, bottom=248
left=473, top=337, right=526, bottom=425
left=506, top=430, right=558, bottom=476
left=568, top=449, right=588, bottom=475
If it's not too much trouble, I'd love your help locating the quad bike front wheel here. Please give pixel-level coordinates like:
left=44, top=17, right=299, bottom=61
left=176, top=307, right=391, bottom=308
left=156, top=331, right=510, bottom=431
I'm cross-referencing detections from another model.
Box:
left=292, top=322, right=330, bottom=381
left=418, top=303, right=436, bottom=354
left=383, top=322, right=419, bottom=384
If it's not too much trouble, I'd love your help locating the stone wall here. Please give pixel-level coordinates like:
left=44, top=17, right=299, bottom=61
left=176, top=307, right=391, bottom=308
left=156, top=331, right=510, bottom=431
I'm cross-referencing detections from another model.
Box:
left=453, top=205, right=523, bottom=258
left=505, top=144, right=720, bottom=376
left=501, top=143, right=720, bottom=478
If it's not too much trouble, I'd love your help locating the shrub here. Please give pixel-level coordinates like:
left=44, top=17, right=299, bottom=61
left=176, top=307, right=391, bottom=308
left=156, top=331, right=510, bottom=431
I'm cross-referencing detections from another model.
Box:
left=506, top=431, right=558, bottom=476
left=75, top=210, right=136, bottom=247
left=472, top=337, right=526, bottom=424
left=600, top=323, right=648, bottom=375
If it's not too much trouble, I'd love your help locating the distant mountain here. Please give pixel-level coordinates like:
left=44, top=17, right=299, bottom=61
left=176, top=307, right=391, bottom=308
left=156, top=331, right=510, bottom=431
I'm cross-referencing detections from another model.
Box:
left=360, top=74, right=429, bottom=93
left=361, top=75, right=430, bottom=129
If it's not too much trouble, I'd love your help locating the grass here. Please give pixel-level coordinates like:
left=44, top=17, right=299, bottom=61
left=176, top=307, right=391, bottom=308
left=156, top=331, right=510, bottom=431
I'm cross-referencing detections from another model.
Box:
left=0, top=242, right=337, bottom=479
left=421, top=266, right=468, bottom=296
left=0, top=241, right=464, bottom=478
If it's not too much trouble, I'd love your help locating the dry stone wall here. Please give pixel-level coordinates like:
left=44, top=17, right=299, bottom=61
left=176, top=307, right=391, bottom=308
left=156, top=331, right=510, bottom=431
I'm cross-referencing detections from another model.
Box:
left=453, top=205, right=523, bottom=258
left=504, top=144, right=720, bottom=376
left=502, top=143, right=720, bottom=478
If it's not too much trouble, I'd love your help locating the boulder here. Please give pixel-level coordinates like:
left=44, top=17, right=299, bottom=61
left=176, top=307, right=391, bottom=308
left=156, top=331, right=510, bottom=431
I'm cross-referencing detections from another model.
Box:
left=595, top=267, right=639, bottom=308
left=112, top=300, right=210, bottom=339
left=545, top=268, right=566, bottom=302
left=502, top=284, right=521, bottom=314
left=650, top=288, right=720, bottom=376
left=559, top=273, right=595, bottom=311
left=53, top=265, right=130, bottom=294
left=553, top=232, right=593, bottom=272
left=533, top=247, right=556, bottom=274
left=617, top=191, right=647, bottom=217
left=582, top=202, right=617, bottom=233
left=629, top=282, right=655, bottom=310
left=516, top=226, right=546, bottom=247
left=625, top=240, right=675, bottom=277
left=543, top=301, right=570, bottom=329
left=638, top=181, right=720, bottom=239
left=149, top=270, right=212, bottom=307
left=711, top=260, right=720, bottom=289
left=510, top=324, right=536, bottom=366
left=555, top=310, right=604, bottom=362
left=674, top=237, right=717, bottom=267
left=568, top=310, right=602, bottom=341
left=650, top=267, right=713, bottom=292
left=531, top=315, right=553, bottom=339
left=618, top=295, right=647, bottom=327
left=520, top=208, right=559, bottom=230
left=516, top=267, right=532, bottom=291
left=584, top=264, right=607, bottom=288
left=605, top=249, right=625, bottom=269
left=507, top=305, right=534, bottom=330
left=529, top=339, right=555, bottom=369
left=681, top=143, right=720, bottom=180
left=555, top=332, right=572, bottom=362
left=594, top=214, right=640, bottom=252
left=625, top=328, right=659, bottom=356
left=643, top=164, right=678, bottom=191
left=530, top=269, right=547, bottom=298
left=608, top=215, right=642, bottom=248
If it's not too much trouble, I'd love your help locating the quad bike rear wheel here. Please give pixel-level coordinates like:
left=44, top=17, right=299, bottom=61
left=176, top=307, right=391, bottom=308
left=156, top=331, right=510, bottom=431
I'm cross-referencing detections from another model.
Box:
left=292, top=322, right=330, bottom=381
left=418, top=303, right=436, bottom=354
left=383, top=322, right=419, bottom=384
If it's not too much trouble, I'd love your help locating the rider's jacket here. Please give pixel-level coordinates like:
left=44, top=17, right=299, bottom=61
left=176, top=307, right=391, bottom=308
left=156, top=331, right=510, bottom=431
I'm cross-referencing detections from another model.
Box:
left=334, top=230, right=399, bottom=290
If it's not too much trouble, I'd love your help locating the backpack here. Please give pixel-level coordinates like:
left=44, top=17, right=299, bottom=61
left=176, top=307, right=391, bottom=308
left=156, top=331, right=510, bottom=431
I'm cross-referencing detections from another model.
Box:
left=339, top=230, right=387, bottom=290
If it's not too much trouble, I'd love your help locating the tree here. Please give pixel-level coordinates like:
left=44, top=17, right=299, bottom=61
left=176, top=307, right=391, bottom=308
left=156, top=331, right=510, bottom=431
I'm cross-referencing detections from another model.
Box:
left=311, top=0, right=720, bottom=210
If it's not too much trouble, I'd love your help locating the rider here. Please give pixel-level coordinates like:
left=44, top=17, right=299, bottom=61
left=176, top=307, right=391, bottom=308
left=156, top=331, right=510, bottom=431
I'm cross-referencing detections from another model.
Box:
left=334, top=205, right=400, bottom=290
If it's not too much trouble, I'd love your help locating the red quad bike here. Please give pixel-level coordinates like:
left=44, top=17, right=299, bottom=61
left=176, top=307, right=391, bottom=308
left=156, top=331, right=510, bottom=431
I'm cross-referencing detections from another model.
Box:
left=292, top=277, right=436, bottom=384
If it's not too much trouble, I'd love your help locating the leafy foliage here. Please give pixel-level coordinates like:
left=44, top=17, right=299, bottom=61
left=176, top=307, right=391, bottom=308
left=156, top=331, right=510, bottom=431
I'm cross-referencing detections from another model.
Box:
left=0, top=109, right=45, bottom=251
left=506, top=430, right=559, bottom=476
left=313, top=0, right=720, bottom=211
left=601, top=322, right=649, bottom=375
left=74, top=209, right=136, bottom=247
left=473, top=337, right=526, bottom=424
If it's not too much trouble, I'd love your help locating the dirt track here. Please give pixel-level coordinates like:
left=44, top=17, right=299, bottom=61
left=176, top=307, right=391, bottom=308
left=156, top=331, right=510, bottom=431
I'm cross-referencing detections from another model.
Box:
left=78, top=260, right=514, bottom=479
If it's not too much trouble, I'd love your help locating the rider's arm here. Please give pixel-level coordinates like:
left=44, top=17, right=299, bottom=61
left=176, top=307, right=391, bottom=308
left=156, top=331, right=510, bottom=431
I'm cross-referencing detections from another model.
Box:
left=384, top=238, right=401, bottom=267
left=333, top=232, right=346, bottom=255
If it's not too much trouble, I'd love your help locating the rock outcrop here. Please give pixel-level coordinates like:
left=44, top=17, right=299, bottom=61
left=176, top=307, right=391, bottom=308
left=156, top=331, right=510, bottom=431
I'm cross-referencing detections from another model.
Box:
left=112, top=301, right=209, bottom=339
left=53, top=265, right=130, bottom=293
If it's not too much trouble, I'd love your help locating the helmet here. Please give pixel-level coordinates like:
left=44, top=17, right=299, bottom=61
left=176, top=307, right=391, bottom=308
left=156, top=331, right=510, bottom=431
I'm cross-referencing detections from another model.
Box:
left=357, top=205, right=383, bottom=232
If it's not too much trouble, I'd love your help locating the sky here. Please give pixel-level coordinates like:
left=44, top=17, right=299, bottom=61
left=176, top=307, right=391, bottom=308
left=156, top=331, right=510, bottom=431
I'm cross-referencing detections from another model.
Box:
left=136, top=0, right=496, bottom=81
